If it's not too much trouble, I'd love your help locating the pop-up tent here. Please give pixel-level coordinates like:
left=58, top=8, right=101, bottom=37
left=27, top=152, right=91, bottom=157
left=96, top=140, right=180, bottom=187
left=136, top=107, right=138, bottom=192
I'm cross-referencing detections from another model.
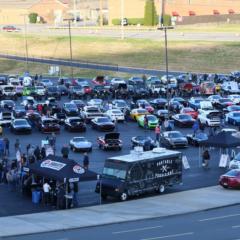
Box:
left=200, top=131, right=240, bottom=148
left=25, top=155, right=98, bottom=183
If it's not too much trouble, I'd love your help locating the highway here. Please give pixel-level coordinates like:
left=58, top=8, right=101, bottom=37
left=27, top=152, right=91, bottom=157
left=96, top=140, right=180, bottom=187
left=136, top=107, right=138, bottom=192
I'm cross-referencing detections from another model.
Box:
left=5, top=204, right=240, bottom=240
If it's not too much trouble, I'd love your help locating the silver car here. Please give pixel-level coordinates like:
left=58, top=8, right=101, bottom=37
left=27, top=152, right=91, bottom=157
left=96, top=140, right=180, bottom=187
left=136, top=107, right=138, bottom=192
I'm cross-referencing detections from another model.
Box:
left=69, top=137, right=92, bottom=152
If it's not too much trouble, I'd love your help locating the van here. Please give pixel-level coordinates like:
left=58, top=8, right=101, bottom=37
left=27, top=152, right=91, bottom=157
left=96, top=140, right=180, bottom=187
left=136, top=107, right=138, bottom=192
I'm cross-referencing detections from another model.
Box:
left=96, top=148, right=182, bottom=201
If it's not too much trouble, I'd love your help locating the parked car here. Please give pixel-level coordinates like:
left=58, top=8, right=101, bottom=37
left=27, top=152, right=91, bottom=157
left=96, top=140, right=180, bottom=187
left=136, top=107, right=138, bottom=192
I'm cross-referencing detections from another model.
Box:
left=10, top=118, right=32, bottom=134
left=180, top=107, right=198, bottom=119
left=155, top=109, right=169, bottom=121
left=225, top=111, right=240, bottom=126
left=37, top=117, right=60, bottom=133
left=131, top=136, right=157, bottom=151
left=63, top=103, right=79, bottom=117
left=68, top=86, right=85, bottom=99
left=214, top=98, right=234, bottom=110
left=69, top=137, right=92, bottom=152
left=187, top=132, right=208, bottom=146
left=112, top=99, right=129, bottom=112
left=135, top=99, right=154, bottom=113
left=64, top=117, right=86, bottom=132
left=97, top=132, right=122, bottom=151
left=160, top=131, right=188, bottom=149
left=81, top=106, right=104, bottom=123
left=229, top=152, right=240, bottom=169
left=70, top=100, right=85, bottom=110
left=91, top=117, right=115, bottom=131
left=171, top=114, right=195, bottom=127
left=41, top=79, right=53, bottom=87
left=105, top=109, right=125, bottom=122
left=0, top=100, right=15, bottom=110
left=219, top=169, right=240, bottom=189
left=137, top=114, right=158, bottom=129
left=130, top=108, right=149, bottom=121
left=13, top=106, right=26, bottom=118
left=57, top=85, right=69, bottom=96
left=150, top=98, right=167, bottom=109
left=46, top=86, right=61, bottom=100
left=2, top=25, right=20, bottom=32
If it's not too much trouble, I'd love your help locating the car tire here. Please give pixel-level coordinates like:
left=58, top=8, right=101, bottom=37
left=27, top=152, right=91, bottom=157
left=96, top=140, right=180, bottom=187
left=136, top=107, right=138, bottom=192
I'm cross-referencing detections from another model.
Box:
left=158, top=184, right=165, bottom=194
left=120, top=192, right=128, bottom=201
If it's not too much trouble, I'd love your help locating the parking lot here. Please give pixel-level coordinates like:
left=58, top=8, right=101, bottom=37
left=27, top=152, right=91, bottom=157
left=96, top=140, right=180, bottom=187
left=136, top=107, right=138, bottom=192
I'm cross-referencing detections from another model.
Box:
left=0, top=73, right=232, bottom=216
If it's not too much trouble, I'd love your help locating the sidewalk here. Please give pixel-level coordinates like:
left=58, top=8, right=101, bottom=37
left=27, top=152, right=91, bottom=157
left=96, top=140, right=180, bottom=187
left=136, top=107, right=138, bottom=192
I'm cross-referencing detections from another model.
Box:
left=0, top=186, right=239, bottom=237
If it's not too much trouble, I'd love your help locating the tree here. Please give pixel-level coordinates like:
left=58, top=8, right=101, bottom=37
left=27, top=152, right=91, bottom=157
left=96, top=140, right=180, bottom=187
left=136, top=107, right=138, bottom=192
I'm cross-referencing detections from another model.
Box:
left=28, top=13, right=38, bottom=23
left=144, top=0, right=158, bottom=26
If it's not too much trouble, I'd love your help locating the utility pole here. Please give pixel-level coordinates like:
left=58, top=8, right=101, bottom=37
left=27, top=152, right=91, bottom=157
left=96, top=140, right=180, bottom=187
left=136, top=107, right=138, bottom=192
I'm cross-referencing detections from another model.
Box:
left=99, top=0, right=103, bottom=26
left=158, top=26, right=174, bottom=118
left=64, top=18, right=74, bottom=80
left=121, top=0, right=125, bottom=40
left=159, top=0, right=165, bottom=27
left=73, top=0, right=77, bottom=26
left=23, top=15, right=29, bottom=72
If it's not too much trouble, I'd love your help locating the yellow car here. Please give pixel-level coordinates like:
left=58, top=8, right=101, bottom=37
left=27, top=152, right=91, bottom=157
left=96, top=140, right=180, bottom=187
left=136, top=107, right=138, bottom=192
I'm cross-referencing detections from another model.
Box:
left=130, top=108, right=150, bottom=121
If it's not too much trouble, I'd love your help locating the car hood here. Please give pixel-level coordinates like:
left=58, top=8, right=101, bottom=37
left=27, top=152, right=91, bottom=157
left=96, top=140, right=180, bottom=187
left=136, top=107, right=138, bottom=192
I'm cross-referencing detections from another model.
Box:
left=104, top=132, right=120, bottom=140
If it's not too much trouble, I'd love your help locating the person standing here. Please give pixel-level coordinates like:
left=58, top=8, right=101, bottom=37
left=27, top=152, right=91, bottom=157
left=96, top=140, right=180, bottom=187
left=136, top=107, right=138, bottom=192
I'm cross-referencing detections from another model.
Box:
left=192, top=120, right=199, bottom=136
left=14, top=139, right=21, bottom=153
left=4, top=137, right=9, bottom=157
left=61, top=145, right=69, bottom=159
left=202, top=149, right=210, bottom=169
left=83, top=152, right=89, bottom=169
left=155, top=124, right=161, bottom=144
left=43, top=181, right=51, bottom=205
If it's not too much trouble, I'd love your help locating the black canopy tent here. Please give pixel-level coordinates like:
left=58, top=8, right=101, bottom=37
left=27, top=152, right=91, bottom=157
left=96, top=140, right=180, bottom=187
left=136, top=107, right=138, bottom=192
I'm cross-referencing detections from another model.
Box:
left=25, top=155, right=98, bottom=183
left=200, top=131, right=240, bottom=148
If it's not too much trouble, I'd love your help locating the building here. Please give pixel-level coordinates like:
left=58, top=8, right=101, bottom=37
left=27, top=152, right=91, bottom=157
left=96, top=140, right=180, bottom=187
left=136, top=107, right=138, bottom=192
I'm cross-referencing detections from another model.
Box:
left=108, top=0, right=240, bottom=25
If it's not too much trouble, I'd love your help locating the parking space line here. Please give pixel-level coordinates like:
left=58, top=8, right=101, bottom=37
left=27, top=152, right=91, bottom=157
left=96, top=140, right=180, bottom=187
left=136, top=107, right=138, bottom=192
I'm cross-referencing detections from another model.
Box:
left=112, top=225, right=163, bottom=234
left=141, top=232, right=194, bottom=240
left=199, top=213, right=240, bottom=222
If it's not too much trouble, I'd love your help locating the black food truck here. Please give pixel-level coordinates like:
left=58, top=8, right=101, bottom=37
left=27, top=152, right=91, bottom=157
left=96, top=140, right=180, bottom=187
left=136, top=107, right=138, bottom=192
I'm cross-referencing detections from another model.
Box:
left=96, top=148, right=182, bottom=201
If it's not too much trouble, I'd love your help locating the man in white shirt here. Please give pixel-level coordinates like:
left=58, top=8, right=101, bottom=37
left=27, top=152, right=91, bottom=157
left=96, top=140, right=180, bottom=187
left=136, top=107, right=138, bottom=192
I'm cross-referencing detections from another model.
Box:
left=43, top=182, right=51, bottom=205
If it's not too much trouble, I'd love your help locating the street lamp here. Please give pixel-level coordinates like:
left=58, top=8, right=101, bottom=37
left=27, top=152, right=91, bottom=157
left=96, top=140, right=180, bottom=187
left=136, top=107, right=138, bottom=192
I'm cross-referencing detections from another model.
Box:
left=157, top=26, right=174, bottom=118
left=22, top=14, right=29, bottom=72
left=63, top=18, right=74, bottom=80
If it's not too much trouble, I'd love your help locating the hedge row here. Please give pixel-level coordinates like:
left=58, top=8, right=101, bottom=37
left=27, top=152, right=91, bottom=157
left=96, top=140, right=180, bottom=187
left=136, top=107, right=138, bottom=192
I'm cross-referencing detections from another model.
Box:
left=112, top=15, right=171, bottom=26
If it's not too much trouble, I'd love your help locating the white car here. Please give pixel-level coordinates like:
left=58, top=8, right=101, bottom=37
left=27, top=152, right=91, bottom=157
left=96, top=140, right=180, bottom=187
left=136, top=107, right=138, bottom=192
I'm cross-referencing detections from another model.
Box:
left=198, top=110, right=221, bottom=127
left=207, top=95, right=222, bottom=104
left=228, top=94, right=240, bottom=104
left=161, top=75, right=177, bottom=84
left=105, top=109, right=125, bottom=122
left=87, top=99, right=103, bottom=107
left=110, top=78, right=125, bottom=86
left=69, top=137, right=92, bottom=152
left=229, top=152, right=240, bottom=169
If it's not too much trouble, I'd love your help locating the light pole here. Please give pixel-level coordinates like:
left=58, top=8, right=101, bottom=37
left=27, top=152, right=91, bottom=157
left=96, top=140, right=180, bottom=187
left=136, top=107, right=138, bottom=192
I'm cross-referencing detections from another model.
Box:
left=23, top=15, right=29, bottom=72
left=158, top=26, right=174, bottom=118
left=64, top=18, right=74, bottom=80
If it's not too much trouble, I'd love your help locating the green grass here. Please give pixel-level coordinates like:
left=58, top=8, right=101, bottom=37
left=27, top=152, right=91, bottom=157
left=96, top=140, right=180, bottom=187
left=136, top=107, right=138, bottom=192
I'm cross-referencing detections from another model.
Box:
left=0, top=33, right=239, bottom=74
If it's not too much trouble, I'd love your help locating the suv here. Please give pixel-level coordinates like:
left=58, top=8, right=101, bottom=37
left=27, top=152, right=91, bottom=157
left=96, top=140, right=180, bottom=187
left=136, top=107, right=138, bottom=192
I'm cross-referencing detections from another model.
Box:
left=2, top=85, right=17, bottom=100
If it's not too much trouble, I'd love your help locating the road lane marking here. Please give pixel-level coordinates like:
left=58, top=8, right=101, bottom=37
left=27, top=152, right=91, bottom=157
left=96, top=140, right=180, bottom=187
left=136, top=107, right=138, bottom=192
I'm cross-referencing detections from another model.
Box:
left=141, top=232, right=194, bottom=240
left=232, top=225, right=240, bottom=229
left=112, top=225, right=163, bottom=234
left=199, top=213, right=240, bottom=222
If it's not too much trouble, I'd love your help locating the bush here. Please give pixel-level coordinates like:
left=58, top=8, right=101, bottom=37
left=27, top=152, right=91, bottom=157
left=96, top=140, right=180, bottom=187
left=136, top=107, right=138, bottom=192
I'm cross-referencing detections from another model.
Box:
left=144, top=0, right=158, bottom=26
left=28, top=13, right=38, bottom=24
left=163, top=15, right=171, bottom=26
left=112, top=18, right=121, bottom=25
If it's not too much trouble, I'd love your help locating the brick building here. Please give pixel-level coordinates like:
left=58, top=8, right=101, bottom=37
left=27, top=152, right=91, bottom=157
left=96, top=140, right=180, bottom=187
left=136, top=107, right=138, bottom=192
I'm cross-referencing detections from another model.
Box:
left=108, top=0, right=240, bottom=25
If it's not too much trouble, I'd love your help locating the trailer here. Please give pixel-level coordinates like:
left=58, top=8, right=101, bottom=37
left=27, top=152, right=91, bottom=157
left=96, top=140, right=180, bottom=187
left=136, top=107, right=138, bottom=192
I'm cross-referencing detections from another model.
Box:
left=96, top=148, right=182, bottom=201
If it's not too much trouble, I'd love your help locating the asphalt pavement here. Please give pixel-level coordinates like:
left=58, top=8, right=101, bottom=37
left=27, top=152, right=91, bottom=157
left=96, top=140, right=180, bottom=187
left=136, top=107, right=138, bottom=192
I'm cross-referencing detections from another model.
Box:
left=5, top=204, right=239, bottom=240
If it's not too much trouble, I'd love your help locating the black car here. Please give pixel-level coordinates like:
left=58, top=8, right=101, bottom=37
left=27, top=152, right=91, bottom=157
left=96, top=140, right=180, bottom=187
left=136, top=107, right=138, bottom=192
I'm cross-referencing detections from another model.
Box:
left=57, top=85, right=69, bottom=96
left=64, top=117, right=86, bottom=132
left=37, top=117, right=60, bottom=133
left=91, top=117, right=115, bottom=131
left=214, top=98, right=234, bottom=110
left=13, top=106, right=26, bottom=118
left=70, top=100, right=85, bottom=110
left=150, top=98, right=167, bottom=109
left=63, top=103, right=79, bottom=117
left=171, top=114, right=195, bottom=127
left=46, top=86, right=61, bottom=100
left=160, top=131, right=188, bottom=149
left=97, top=132, right=122, bottom=150
left=53, top=111, right=66, bottom=124
left=187, top=132, right=208, bottom=146
left=10, top=119, right=32, bottom=134
left=68, top=86, right=85, bottom=99
left=131, top=136, right=157, bottom=151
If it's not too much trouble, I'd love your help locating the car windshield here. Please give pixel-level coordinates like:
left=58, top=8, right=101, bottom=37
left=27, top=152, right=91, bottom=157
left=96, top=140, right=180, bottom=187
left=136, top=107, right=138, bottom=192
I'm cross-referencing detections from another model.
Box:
left=15, top=120, right=28, bottom=125
left=196, top=133, right=208, bottom=140
left=225, top=170, right=240, bottom=177
left=97, top=118, right=110, bottom=123
left=73, top=138, right=86, bottom=142
left=233, top=113, right=240, bottom=117
left=147, top=115, right=156, bottom=121
left=169, top=132, right=182, bottom=138
left=103, top=167, right=126, bottom=180
left=179, top=115, right=191, bottom=120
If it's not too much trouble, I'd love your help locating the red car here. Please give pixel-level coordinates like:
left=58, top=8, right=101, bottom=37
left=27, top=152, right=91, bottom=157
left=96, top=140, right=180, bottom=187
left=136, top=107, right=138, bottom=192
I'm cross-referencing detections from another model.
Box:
left=219, top=169, right=240, bottom=189
left=2, top=25, right=20, bottom=32
left=92, top=76, right=106, bottom=85
left=180, top=107, right=198, bottom=119
left=97, top=132, right=122, bottom=151
left=83, top=85, right=92, bottom=95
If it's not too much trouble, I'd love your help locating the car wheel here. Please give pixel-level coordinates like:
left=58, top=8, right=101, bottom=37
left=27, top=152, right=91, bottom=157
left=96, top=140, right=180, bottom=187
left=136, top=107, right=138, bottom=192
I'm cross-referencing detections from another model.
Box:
left=120, top=192, right=128, bottom=201
left=158, top=184, right=165, bottom=194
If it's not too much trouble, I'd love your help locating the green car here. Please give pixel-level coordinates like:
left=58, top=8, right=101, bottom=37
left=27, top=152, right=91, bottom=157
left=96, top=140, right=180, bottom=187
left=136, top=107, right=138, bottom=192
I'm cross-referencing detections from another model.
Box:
left=137, top=114, right=159, bottom=129
left=23, top=86, right=36, bottom=96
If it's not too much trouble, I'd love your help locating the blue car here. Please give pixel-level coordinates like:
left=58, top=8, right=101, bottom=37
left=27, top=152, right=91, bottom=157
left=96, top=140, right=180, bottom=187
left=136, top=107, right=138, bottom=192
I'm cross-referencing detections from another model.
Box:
left=188, top=97, right=204, bottom=110
left=226, top=111, right=240, bottom=126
